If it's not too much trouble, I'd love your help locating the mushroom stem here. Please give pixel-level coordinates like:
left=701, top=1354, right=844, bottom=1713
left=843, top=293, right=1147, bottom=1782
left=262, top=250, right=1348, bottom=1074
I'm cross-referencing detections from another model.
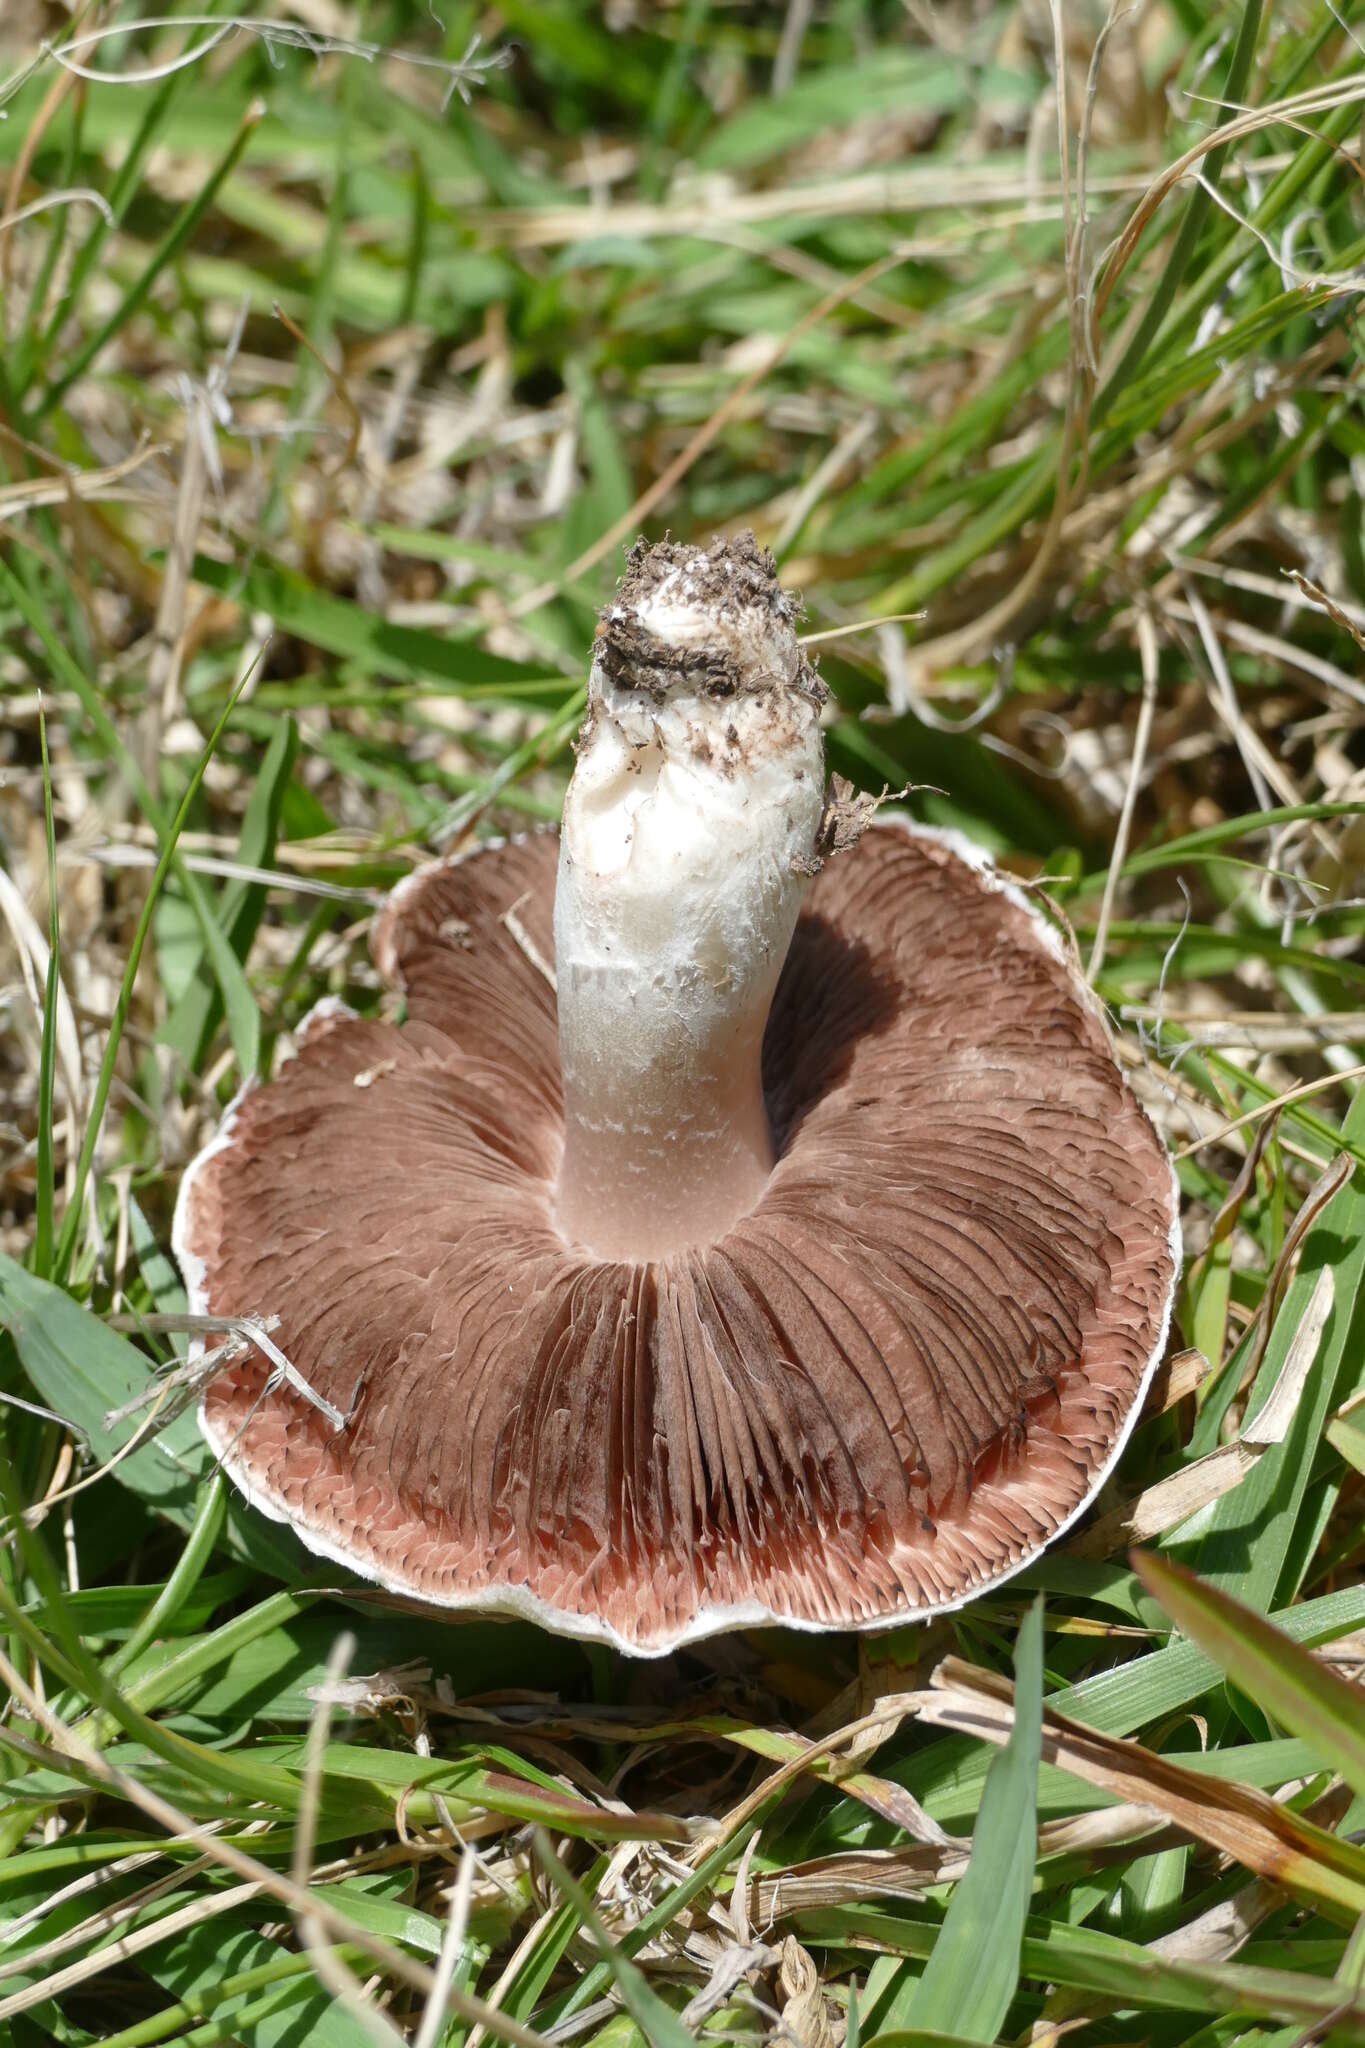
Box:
left=553, top=537, right=826, bottom=1262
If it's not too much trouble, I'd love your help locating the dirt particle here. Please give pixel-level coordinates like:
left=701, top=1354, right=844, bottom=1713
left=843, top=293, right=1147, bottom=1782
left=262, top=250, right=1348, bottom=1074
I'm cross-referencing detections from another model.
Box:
left=595, top=533, right=827, bottom=706
left=817, top=775, right=881, bottom=858
left=791, top=775, right=883, bottom=877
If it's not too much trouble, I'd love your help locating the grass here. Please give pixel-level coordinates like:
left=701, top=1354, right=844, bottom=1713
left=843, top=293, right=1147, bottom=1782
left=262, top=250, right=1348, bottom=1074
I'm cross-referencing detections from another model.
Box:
left=1, top=1, right=1364, bottom=2042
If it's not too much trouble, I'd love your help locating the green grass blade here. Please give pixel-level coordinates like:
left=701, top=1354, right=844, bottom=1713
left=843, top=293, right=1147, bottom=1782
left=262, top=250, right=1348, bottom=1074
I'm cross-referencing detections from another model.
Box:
left=809, top=1905, right=1365, bottom=2037
left=0, top=1453, right=303, bottom=1814
left=1075, top=800, right=1365, bottom=890
left=31, top=97, right=263, bottom=424
left=534, top=1821, right=761, bottom=2032
left=103, top=1925, right=380, bottom=2048
left=161, top=713, right=297, bottom=1073
left=898, top=1599, right=1043, bottom=2042
left=0, top=1251, right=207, bottom=1521
left=105, top=1473, right=228, bottom=1682
left=1187, top=1084, right=1365, bottom=1608
left=0, top=1251, right=306, bottom=1580
left=1092, top=0, right=1265, bottom=424
left=29, top=11, right=221, bottom=376
left=868, top=2036, right=991, bottom=2048
left=534, top=1832, right=695, bottom=2048
left=191, top=552, right=558, bottom=694
left=48, top=672, right=254, bottom=1280
left=0, top=554, right=260, bottom=1084
left=1327, top=1409, right=1365, bottom=1475
left=32, top=704, right=59, bottom=1280
left=1132, top=1552, right=1365, bottom=1804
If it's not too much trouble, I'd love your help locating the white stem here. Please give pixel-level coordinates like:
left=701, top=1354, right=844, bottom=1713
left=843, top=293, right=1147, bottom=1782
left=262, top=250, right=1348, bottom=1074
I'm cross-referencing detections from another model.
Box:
left=553, top=539, right=826, bottom=1262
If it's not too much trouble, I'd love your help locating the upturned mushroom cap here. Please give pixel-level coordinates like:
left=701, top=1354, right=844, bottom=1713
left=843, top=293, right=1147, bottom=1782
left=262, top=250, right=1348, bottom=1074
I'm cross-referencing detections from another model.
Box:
left=175, top=818, right=1179, bottom=1654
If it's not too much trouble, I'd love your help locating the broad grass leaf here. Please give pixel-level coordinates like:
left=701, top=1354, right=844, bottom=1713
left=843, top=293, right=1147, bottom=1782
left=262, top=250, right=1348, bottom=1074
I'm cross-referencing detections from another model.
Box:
left=242, top=1740, right=687, bottom=1846
left=1041, top=1582, right=1365, bottom=1741
left=1095, top=921, right=1365, bottom=999
left=130, top=1195, right=188, bottom=1322
left=314, top=1877, right=450, bottom=1958
left=1132, top=1552, right=1365, bottom=1804
left=897, top=1598, right=1043, bottom=2042
left=20, top=1570, right=248, bottom=1641
left=0, top=1876, right=233, bottom=2026
left=0, top=1251, right=206, bottom=1526
left=136, top=1909, right=382, bottom=2048
left=866, top=2036, right=990, bottom=2048
left=1030, top=1919, right=1365, bottom=2036
left=167, top=1608, right=584, bottom=1723
left=151, top=881, right=205, bottom=1006
left=161, top=712, right=298, bottom=1072
left=696, top=53, right=1024, bottom=171
left=798, top=1903, right=1365, bottom=2035
left=192, top=552, right=553, bottom=695
left=142, top=765, right=256, bottom=1074
left=0, top=1254, right=305, bottom=1580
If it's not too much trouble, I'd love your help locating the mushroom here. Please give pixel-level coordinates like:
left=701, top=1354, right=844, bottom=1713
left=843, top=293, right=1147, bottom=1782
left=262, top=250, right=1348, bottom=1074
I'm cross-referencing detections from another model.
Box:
left=175, top=534, right=1180, bottom=1656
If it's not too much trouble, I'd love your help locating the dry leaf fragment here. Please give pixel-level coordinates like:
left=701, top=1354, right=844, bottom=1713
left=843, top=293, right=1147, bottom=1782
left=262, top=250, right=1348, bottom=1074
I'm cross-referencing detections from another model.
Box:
left=1147, top=1347, right=1210, bottom=1414
left=779, top=1935, right=838, bottom=2048
left=679, top=1941, right=781, bottom=2027
left=746, top=1809, right=1172, bottom=1925
left=304, top=1661, right=433, bottom=1715
left=919, top=1656, right=1365, bottom=1922
left=1071, top=1441, right=1258, bottom=1558
left=1149, top=1879, right=1281, bottom=1964
left=1242, top=1264, right=1334, bottom=1445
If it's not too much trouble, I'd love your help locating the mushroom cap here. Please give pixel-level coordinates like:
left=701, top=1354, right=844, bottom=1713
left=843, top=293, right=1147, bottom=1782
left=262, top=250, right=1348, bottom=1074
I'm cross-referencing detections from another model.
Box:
left=175, top=821, right=1179, bottom=1655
